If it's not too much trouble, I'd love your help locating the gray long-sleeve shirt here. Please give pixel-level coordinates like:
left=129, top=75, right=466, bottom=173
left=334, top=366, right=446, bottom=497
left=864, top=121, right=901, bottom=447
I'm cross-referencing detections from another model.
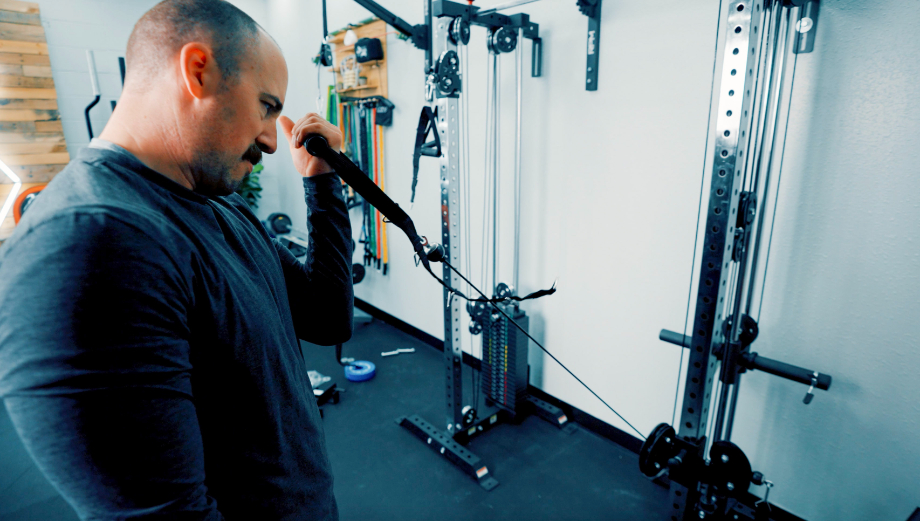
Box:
left=0, top=141, right=353, bottom=520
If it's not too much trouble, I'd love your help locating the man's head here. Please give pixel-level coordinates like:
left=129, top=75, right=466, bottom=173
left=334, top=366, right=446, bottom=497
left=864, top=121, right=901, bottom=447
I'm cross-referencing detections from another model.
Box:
left=122, top=0, right=288, bottom=196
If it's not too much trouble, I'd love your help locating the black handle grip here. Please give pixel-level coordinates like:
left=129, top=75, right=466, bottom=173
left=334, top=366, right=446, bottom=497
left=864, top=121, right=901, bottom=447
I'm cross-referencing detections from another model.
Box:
left=741, top=352, right=832, bottom=391
left=302, top=135, right=428, bottom=263
left=659, top=329, right=691, bottom=348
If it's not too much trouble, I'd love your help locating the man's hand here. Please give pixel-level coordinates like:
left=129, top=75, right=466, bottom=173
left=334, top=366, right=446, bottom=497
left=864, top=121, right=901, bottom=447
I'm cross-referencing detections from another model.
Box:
left=279, top=113, right=343, bottom=178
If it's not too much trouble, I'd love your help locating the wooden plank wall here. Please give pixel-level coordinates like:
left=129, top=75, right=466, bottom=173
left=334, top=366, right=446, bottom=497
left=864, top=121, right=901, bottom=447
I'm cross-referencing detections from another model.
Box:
left=0, top=0, right=69, bottom=241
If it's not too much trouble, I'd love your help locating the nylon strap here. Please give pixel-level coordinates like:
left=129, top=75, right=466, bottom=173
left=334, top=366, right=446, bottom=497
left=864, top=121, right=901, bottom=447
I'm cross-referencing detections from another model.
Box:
left=411, top=106, right=441, bottom=204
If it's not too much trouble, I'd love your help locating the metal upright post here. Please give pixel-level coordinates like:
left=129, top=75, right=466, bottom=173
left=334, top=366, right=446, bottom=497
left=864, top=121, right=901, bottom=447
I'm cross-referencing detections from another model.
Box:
left=513, top=28, right=523, bottom=293
left=670, top=0, right=765, bottom=516
left=432, top=16, right=465, bottom=436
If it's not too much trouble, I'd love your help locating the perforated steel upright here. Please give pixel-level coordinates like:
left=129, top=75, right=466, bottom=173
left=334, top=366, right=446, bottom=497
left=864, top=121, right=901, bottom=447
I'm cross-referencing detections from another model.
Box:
left=671, top=1, right=766, bottom=517
left=431, top=16, right=464, bottom=435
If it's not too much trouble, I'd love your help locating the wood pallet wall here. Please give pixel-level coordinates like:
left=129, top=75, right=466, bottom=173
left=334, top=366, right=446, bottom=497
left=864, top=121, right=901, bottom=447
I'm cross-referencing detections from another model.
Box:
left=329, top=19, right=389, bottom=99
left=0, top=0, right=69, bottom=241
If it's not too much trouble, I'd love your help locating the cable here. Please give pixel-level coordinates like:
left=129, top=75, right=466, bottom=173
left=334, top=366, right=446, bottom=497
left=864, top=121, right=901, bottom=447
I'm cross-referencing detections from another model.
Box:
left=301, top=138, right=632, bottom=439
left=481, top=53, right=494, bottom=294
left=757, top=32, right=799, bottom=323
left=439, top=258, right=646, bottom=440
left=673, top=0, right=724, bottom=428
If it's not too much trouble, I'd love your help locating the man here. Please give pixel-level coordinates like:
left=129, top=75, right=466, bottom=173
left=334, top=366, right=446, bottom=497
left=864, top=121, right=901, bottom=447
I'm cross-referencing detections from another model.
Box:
left=0, top=1, right=351, bottom=519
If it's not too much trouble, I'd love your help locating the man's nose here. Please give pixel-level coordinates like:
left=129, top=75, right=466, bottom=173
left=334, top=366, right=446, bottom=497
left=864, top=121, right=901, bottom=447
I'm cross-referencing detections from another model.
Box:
left=257, top=123, right=277, bottom=155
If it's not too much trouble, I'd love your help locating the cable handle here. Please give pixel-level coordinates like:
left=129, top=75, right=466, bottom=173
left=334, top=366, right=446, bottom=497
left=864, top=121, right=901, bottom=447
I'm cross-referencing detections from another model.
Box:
left=302, top=135, right=428, bottom=263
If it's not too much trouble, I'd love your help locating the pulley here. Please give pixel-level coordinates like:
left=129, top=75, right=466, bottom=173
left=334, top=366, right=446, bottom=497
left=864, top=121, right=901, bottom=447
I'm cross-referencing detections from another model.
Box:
left=461, top=405, right=477, bottom=426
left=723, top=313, right=759, bottom=347
left=449, top=17, right=471, bottom=46
left=436, top=50, right=462, bottom=97
left=487, top=26, right=518, bottom=54
left=467, top=300, right=489, bottom=335
left=317, top=43, right=333, bottom=67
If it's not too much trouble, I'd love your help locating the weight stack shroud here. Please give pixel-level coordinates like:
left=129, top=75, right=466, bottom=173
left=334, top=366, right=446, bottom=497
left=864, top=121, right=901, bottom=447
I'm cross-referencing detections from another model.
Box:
left=481, top=305, right=529, bottom=415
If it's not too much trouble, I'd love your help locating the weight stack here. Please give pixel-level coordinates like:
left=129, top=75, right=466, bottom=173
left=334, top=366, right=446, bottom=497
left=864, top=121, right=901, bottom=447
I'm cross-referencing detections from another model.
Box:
left=481, top=305, right=529, bottom=415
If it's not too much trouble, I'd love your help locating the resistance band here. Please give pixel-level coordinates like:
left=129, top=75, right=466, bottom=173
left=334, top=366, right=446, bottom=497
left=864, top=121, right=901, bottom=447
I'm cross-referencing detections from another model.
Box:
left=379, top=123, right=389, bottom=274
left=373, top=107, right=382, bottom=269
left=338, top=98, right=390, bottom=274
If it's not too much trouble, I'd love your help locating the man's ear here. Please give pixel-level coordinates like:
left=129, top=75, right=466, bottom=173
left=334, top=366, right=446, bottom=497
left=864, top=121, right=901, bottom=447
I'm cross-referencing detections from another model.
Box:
left=179, top=42, right=219, bottom=99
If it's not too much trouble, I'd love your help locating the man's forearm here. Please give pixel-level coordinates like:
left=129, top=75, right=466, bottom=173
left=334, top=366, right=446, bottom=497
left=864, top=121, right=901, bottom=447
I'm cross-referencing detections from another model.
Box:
left=281, top=173, right=354, bottom=345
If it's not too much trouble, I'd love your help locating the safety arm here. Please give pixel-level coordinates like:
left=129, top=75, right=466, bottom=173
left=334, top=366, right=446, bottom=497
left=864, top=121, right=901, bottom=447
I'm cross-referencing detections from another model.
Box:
left=658, top=329, right=832, bottom=391
left=352, top=0, right=429, bottom=50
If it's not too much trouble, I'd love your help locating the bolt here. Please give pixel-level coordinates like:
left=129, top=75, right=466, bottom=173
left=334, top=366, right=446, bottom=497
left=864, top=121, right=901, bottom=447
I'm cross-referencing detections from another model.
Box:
left=699, top=511, right=706, bottom=519
left=654, top=462, right=661, bottom=469
left=721, top=454, right=729, bottom=463
left=664, top=437, right=671, bottom=444
left=727, top=482, right=734, bottom=491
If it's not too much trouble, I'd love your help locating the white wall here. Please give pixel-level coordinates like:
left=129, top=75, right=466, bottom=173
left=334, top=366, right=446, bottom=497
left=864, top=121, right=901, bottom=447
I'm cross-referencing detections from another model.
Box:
left=35, top=0, right=269, bottom=159
left=727, top=2, right=920, bottom=519
left=261, top=0, right=712, bottom=453
left=37, top=1, right=920, bottom=519
left=262, top=1, right=920, bottom=520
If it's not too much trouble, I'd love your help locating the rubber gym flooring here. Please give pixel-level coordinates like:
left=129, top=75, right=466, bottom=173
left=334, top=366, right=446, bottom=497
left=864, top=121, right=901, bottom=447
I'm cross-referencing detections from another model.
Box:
left=0, top=315, right=668, bottom=520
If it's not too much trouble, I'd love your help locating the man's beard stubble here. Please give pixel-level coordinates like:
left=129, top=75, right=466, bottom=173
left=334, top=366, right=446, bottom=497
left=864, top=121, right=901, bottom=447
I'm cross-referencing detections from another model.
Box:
left=190, top=143, right=262, bottom=197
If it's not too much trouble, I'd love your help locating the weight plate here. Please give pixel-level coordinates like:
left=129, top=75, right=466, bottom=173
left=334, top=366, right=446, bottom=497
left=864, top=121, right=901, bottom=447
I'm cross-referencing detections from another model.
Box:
left=638, top=423, right=676, bottom=477
left=352, top=263, right=366, bottom=284
left=267, top=212, right=292, bottom=234
left=13, top=184, right=46, bottom=224
left=708, top=440, right=752, bottom=496
left=345, top=361, right=376, bottom=382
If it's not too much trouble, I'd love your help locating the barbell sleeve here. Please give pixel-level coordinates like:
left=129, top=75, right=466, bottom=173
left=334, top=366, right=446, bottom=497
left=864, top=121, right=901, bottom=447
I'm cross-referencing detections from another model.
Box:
left=740, top=352, right=832, bottom=391
left=660, top=329, right=691, bottom=348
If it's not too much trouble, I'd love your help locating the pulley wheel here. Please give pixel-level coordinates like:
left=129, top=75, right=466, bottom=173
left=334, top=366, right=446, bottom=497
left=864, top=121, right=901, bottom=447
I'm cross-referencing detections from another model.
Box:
left=266, top=212, right=292, bottom=234
left=638, top=423, right=676, bottom=477
left=436, top=50, right=461, bottom=97
left=488, top=26, right=518, bottom=54
left=462, top=405, right=477, bottom=426
left=13, top=184, right=46, bottom=224
left=449, top=17, right=471, bottom=46
left=468, top=320, right=482, bottom=335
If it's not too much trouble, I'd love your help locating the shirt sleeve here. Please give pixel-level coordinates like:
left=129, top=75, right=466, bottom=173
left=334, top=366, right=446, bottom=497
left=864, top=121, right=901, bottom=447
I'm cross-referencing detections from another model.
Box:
left=274, top=174, right=354, bottom=346
left=0, top=209, right=224, bottom=520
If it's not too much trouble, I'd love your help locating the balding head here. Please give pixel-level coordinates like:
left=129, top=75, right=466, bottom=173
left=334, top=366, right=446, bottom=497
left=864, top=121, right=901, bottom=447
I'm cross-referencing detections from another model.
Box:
left=125, top=0, right=261, bottom=88
left=102, top=0, right=288, bottom=198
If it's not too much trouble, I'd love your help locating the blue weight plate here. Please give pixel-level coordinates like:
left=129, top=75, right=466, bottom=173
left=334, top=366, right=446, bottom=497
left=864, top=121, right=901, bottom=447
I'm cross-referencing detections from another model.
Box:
left=345, top=361, right=376, bottom=382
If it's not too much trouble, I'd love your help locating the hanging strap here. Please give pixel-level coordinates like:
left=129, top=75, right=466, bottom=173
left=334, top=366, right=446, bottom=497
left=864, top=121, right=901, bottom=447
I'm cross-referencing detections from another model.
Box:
left=411, top=106, right=441, bottom=204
